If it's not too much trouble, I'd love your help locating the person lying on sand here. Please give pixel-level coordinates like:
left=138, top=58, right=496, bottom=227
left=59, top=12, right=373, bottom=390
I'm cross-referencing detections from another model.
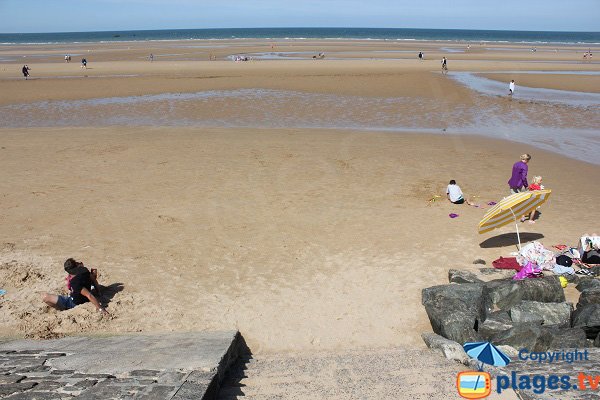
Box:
left=41, top=258, right=108, bottom=314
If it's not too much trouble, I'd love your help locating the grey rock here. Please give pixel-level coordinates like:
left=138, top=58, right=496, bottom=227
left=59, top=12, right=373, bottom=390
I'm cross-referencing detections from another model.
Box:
left=0, top=375, right=25, bottom=384
left=0, top=382, right=38, bottom=396
left=578, top=288, right=600, bottom=307
left=589, top=265, right=600, bottom=275
left=140, top=385, right=178, bottom=399
left=78, top=384, right=127, bottom=399
left=484, top=276, right=565, bottom=311
left=129, top=369, right=160, bottom=377
left=44, top=353, right=66, bottom=358
left=595, top=332, right=600, bottom=347
left=540, top=327, right=589, bottom=349
left=483, top=279, right=522, bottom=310
left=572, top=304, right=600, bottom=339
left=478, top=311, right=514, bottom=340
left=50, top=370, right=74, bottom=375
left=74, top=379, right=98, bottom=388
left=421, top=332, right=469, bottom=364
left=576, top=278, right=600, bottom=292
left=15, top=365, right=51, bottom=373
left=473, top=259, right=486, bottom=265
left=156, top=370, right=186, bottom=384
left=491, top=324, right=544, bottom=351
left=517, top=276, right=565, bottom=303
left=4, top=392, right=65, bottom=400
left=29, top=380, right=64, bottom=391
left=510, top=301, right=573, bottom=327
left=70, top=373, right=115, bottom=379
left=448, top=269, right=484, bottom=284
left=422, top=283, right=488, bottom=344
left=479, top=268, right=512, bottom=276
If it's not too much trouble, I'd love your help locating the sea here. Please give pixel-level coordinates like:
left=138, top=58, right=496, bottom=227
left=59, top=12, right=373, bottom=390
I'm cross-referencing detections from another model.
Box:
left=1, top=27, right=599, bottom=45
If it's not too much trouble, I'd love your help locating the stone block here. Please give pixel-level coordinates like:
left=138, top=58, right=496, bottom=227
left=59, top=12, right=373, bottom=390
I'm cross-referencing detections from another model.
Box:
left=0, top=375, right=25, bottom=384
left=539, top=327, right=589, bottom=349
left=491, top=324, right=543, bottom=351
left=0, top=381, right=38, bottom=396
left=510, top=301, right=572, bottom=327
left=421, top=332, right=469, bottom=364
left=129, top=369, right=160, bottom=377
left=448, top=269, right=483, bottom=284
left=576, top=279, right=600, bottom=292
left=578, top=288, right=600, bottom=307
left=572, top=304, right=600, bottom=339
left=422, top=283, right=488, bottom=344
left=516, top=276, right=566, bottom=303
left=478, top=311, right=514, bottom=340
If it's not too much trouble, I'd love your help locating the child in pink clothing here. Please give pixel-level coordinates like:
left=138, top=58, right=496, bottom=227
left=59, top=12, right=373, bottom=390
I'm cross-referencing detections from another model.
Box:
left=521, top=176, right=544, bottom=224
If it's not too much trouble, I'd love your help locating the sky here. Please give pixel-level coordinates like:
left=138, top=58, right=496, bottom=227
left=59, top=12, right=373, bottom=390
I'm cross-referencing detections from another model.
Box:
left=0, top=0, right=598, bottom=33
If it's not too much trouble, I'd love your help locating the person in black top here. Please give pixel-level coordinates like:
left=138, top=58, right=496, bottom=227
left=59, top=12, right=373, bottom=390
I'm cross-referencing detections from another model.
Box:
left=42, top=258, right=108, bottom=314
left=22, top=65, right=30, bottom=80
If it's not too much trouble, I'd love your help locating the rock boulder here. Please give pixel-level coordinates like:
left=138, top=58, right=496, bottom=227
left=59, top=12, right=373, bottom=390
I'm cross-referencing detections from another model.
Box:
left=448, top=269, right=484, bottom=284
left=510, top=301, right=572, bottom=328
left=422, top=283, right=488, bottom=344
left=572, top=304, right=600, bottom=339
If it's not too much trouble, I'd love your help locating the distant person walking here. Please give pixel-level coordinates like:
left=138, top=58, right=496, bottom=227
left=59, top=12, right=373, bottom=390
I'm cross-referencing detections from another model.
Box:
left=149, top=53, right=154, bottom=62
left=509, top=80, right=515, bottom=96
left=441, top=57, right=448, bottom=74
left=508, top=153, right=531, bottom=194
left=21, top=65, right=30, bottom=80
left=81, top=58, right=87, bottom=69
left=418, top=51, right=423, bottom=61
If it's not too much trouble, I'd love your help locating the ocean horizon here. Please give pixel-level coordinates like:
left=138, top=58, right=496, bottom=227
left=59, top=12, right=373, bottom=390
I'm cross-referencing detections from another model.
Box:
left=1, top=27, right=599, bottom=45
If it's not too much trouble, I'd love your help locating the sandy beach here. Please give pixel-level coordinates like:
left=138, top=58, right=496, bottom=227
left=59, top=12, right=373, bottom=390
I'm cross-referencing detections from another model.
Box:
left=1, top=39, right=599, bottom=355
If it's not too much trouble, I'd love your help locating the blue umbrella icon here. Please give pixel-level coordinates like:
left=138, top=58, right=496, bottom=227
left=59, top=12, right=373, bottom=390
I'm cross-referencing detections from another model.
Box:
left=463, top=342, right=510, bottom=395
left=464, top=341, right=511, bottom=368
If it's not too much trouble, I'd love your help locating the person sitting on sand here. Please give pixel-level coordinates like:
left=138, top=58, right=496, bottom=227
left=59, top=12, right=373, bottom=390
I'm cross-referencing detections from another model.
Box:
left=41, top=258, right=108, bottom=314
left=446, top=180, right=475, bottom=205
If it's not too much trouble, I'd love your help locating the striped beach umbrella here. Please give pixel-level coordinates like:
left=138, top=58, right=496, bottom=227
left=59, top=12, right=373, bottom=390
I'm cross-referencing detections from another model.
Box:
left=478, top=189, right=552, bottom=249
left=463, top=341, right=511, bottom=367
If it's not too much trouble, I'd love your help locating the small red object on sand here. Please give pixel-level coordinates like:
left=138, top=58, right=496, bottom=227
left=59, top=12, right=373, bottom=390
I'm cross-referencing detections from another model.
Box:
left=449, top=213, right=459, bottom=218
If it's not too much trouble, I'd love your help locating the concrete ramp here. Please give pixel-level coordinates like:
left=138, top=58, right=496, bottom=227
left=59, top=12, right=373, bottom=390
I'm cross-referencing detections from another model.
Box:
left=0, top=331, right=241, bottom=399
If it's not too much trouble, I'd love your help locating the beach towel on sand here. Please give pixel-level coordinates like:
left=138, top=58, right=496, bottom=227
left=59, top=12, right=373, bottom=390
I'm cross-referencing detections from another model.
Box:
left=492, top=256, right=521, bottom=271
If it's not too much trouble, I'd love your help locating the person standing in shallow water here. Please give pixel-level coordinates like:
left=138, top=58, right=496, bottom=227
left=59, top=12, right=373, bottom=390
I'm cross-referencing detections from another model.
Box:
left=508, top=153, right=531, bottom=194
left=509, top=80, right=515, bottom=96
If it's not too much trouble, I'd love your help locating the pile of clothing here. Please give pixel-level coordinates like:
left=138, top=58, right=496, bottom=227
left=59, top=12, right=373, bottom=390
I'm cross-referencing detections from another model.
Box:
left=493, top=237, right=599, bottom=280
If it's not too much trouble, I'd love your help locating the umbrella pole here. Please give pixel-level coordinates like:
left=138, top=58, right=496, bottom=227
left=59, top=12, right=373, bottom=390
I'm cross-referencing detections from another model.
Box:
left=510, top=208, right=522, bottom=250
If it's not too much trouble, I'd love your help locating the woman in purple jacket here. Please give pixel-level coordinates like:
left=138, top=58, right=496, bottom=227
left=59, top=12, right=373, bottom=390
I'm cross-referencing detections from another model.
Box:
left=508, top=154, right=531, bottom=194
